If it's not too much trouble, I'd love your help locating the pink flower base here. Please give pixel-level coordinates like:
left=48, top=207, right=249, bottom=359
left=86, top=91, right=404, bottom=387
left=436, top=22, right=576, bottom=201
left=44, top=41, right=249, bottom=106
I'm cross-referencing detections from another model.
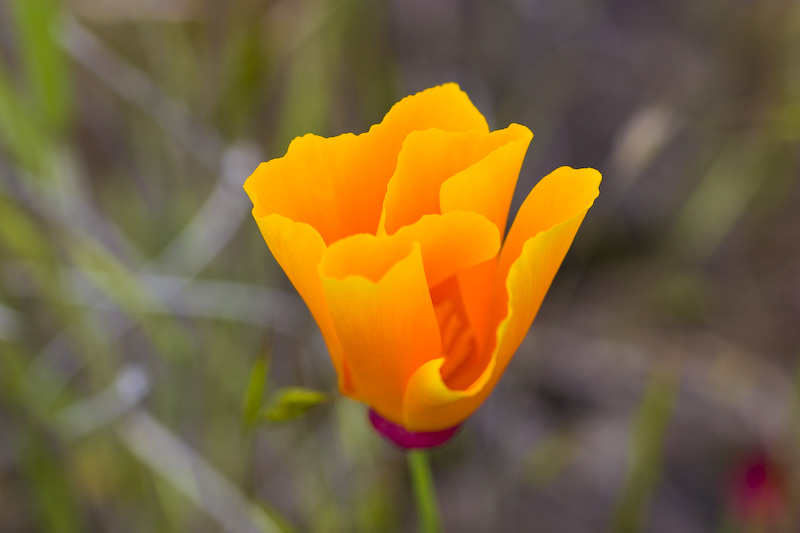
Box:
left=368, top=409, right=460, bottom=449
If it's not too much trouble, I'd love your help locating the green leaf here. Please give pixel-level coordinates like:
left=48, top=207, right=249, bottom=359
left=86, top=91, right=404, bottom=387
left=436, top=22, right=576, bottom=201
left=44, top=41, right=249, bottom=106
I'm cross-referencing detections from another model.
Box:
left=261, top=387, right=328, bottom=423
left=241, top=349, right=270, bottom=429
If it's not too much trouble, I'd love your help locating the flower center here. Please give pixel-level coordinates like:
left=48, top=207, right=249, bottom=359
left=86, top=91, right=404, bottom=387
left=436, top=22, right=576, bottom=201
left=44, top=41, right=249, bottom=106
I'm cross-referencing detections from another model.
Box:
left=430, top=278, right=476, bottom=382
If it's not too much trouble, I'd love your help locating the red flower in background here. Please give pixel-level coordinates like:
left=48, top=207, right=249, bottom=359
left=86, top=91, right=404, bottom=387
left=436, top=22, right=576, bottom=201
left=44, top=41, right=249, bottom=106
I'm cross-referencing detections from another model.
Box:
left=728, top=449, right=790, bottom=531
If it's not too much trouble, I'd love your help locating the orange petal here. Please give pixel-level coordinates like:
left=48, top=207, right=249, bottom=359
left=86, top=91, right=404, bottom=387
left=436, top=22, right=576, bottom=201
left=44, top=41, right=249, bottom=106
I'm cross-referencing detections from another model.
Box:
left=439, top=123, right=533, bottom=233
left=393, top=212, right=500, bottom=287
left=401, top=167, right=601, bottom=430
left=485, top=202, right=597, bottom=385
left=320, top=243, right=441, bottom=425
left=376, top=82, right=489, bottom=148
left=494, top=167, right=602, bottom=318
left=402, top=356, right=496, bottom=431
left=244, top=133, right=388, bottom=245
left=439, top=124, right=532, bottom=358
left=441, top=258, right=496, bottom=383
left=380, top=124, right=530, bottom=236
left=245, top=83, right=488, bottom=245
left=323, top=211, right=500, bottom=289
left=478, top=166, right=602, bottom=386
left=251, top=213, right=353, bottom=393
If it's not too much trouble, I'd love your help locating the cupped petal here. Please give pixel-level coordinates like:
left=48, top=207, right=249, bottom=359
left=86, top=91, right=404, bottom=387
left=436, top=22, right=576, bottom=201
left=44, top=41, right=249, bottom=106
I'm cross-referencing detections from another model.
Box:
left=376, top=82, right=489, bottom=148
left=380, top=124, right=530, bottom=236
left=251, top=213, right=353, bottom=393
left=484, top=205, right=597, bottom=386
left=244, top=133, right=387, bottom=245
left=394, top=211, right=500, bottom=287
left=320, top=243, right=441, bottom=425
left=402, top=356, right=496, bottom=431
left=323, top=211, right=500, bottom=289
left=401, top=167, right=601, bottom=431
left=477, top=166, right=602, bottom=385
left=494, top=167, right=602, bottom=313
left=245, top=83, right=488, bottom=245
left=439, top=123, right=533, bottom=233
left=439, top=124, right=532, bottom=360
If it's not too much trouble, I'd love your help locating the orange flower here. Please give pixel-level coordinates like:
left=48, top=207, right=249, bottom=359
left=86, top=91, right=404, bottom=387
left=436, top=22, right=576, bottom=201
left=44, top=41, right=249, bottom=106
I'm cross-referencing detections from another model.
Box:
left=244, top=83, right=600, bottom=434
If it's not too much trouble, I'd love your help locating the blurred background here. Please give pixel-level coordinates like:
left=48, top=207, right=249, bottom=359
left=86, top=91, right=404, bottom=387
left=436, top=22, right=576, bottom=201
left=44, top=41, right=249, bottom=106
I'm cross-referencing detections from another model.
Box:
left=1, top=0, right=799, bottom=531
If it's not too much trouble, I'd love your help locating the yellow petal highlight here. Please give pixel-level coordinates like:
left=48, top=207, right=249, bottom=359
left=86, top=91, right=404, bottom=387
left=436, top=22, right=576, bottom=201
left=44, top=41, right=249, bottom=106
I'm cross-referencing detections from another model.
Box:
left=252, top=213, right=353, bottom=393
left=320, top=244, right=440, bottom=425
left=380, top=124, right=530, bottom=236
left=402, top=356, right=496, bottom=431
left=322, top=211, right=500, bottom=289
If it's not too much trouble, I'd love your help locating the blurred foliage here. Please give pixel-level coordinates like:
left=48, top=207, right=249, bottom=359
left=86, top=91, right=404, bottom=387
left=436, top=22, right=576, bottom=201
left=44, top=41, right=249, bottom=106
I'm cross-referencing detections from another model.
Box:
left=612, top=363, right=678, bottom=532
left=1, top=0, right=799, bottom=531
left=260, top=388, right=329, bottom=424
left=242, top=346, right=271, bottom=430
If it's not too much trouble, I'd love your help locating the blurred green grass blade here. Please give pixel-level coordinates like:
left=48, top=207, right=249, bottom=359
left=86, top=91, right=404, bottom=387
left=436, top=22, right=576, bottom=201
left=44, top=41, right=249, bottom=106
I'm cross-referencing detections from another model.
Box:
left=65, top=234, right=193, bottom=362
left=523, top=430, right=577, bottom=487
left=667, top=151, right=760, bottom=261
left=150, top=471, right=193, bottom=532
left=8, top=0, right=72, bottom=134
left=216, top=15, right=272, bottom=139
left=0, top=345, right=27, bottom=402
left=242, top=347, right=271, bottom=430
left=0, top=201, right=113, bottom=394
left=666, top=139, right=791, bottom=262
left=612, top=363, right=678, bottom=533
left=20, top=430, right=85, bottom=533
left=261, top=387, right=328, bottom=423
left=771, top=102, right=800, bottom=142
left=354, top=480, right=397, bottom=533
left=0, top=67, right=47, bottom=171
left=0, top=198, right=52, bottom=261
left=120, top=410, right=292, bottom=533
left=257, top=501, right=298, bottom=533
left=274, top=0, right=347, bottom=149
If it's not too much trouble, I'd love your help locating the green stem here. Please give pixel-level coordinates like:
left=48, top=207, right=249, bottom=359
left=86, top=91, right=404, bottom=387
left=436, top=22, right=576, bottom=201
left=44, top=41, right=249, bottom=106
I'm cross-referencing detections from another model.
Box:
left=407, top=450, right=442, bottom=533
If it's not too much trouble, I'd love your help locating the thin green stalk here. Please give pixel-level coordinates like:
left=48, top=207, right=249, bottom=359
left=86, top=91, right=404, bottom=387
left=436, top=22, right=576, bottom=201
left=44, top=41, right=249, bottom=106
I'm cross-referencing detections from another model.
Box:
left=612, top=363, right=678, bottom=532
left=407, top=450, right=442, bottom=533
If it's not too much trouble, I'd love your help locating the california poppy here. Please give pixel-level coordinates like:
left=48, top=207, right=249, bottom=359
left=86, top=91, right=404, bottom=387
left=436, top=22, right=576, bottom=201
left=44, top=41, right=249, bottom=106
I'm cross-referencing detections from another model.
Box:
left=245, top=83, right=600, bottom=441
